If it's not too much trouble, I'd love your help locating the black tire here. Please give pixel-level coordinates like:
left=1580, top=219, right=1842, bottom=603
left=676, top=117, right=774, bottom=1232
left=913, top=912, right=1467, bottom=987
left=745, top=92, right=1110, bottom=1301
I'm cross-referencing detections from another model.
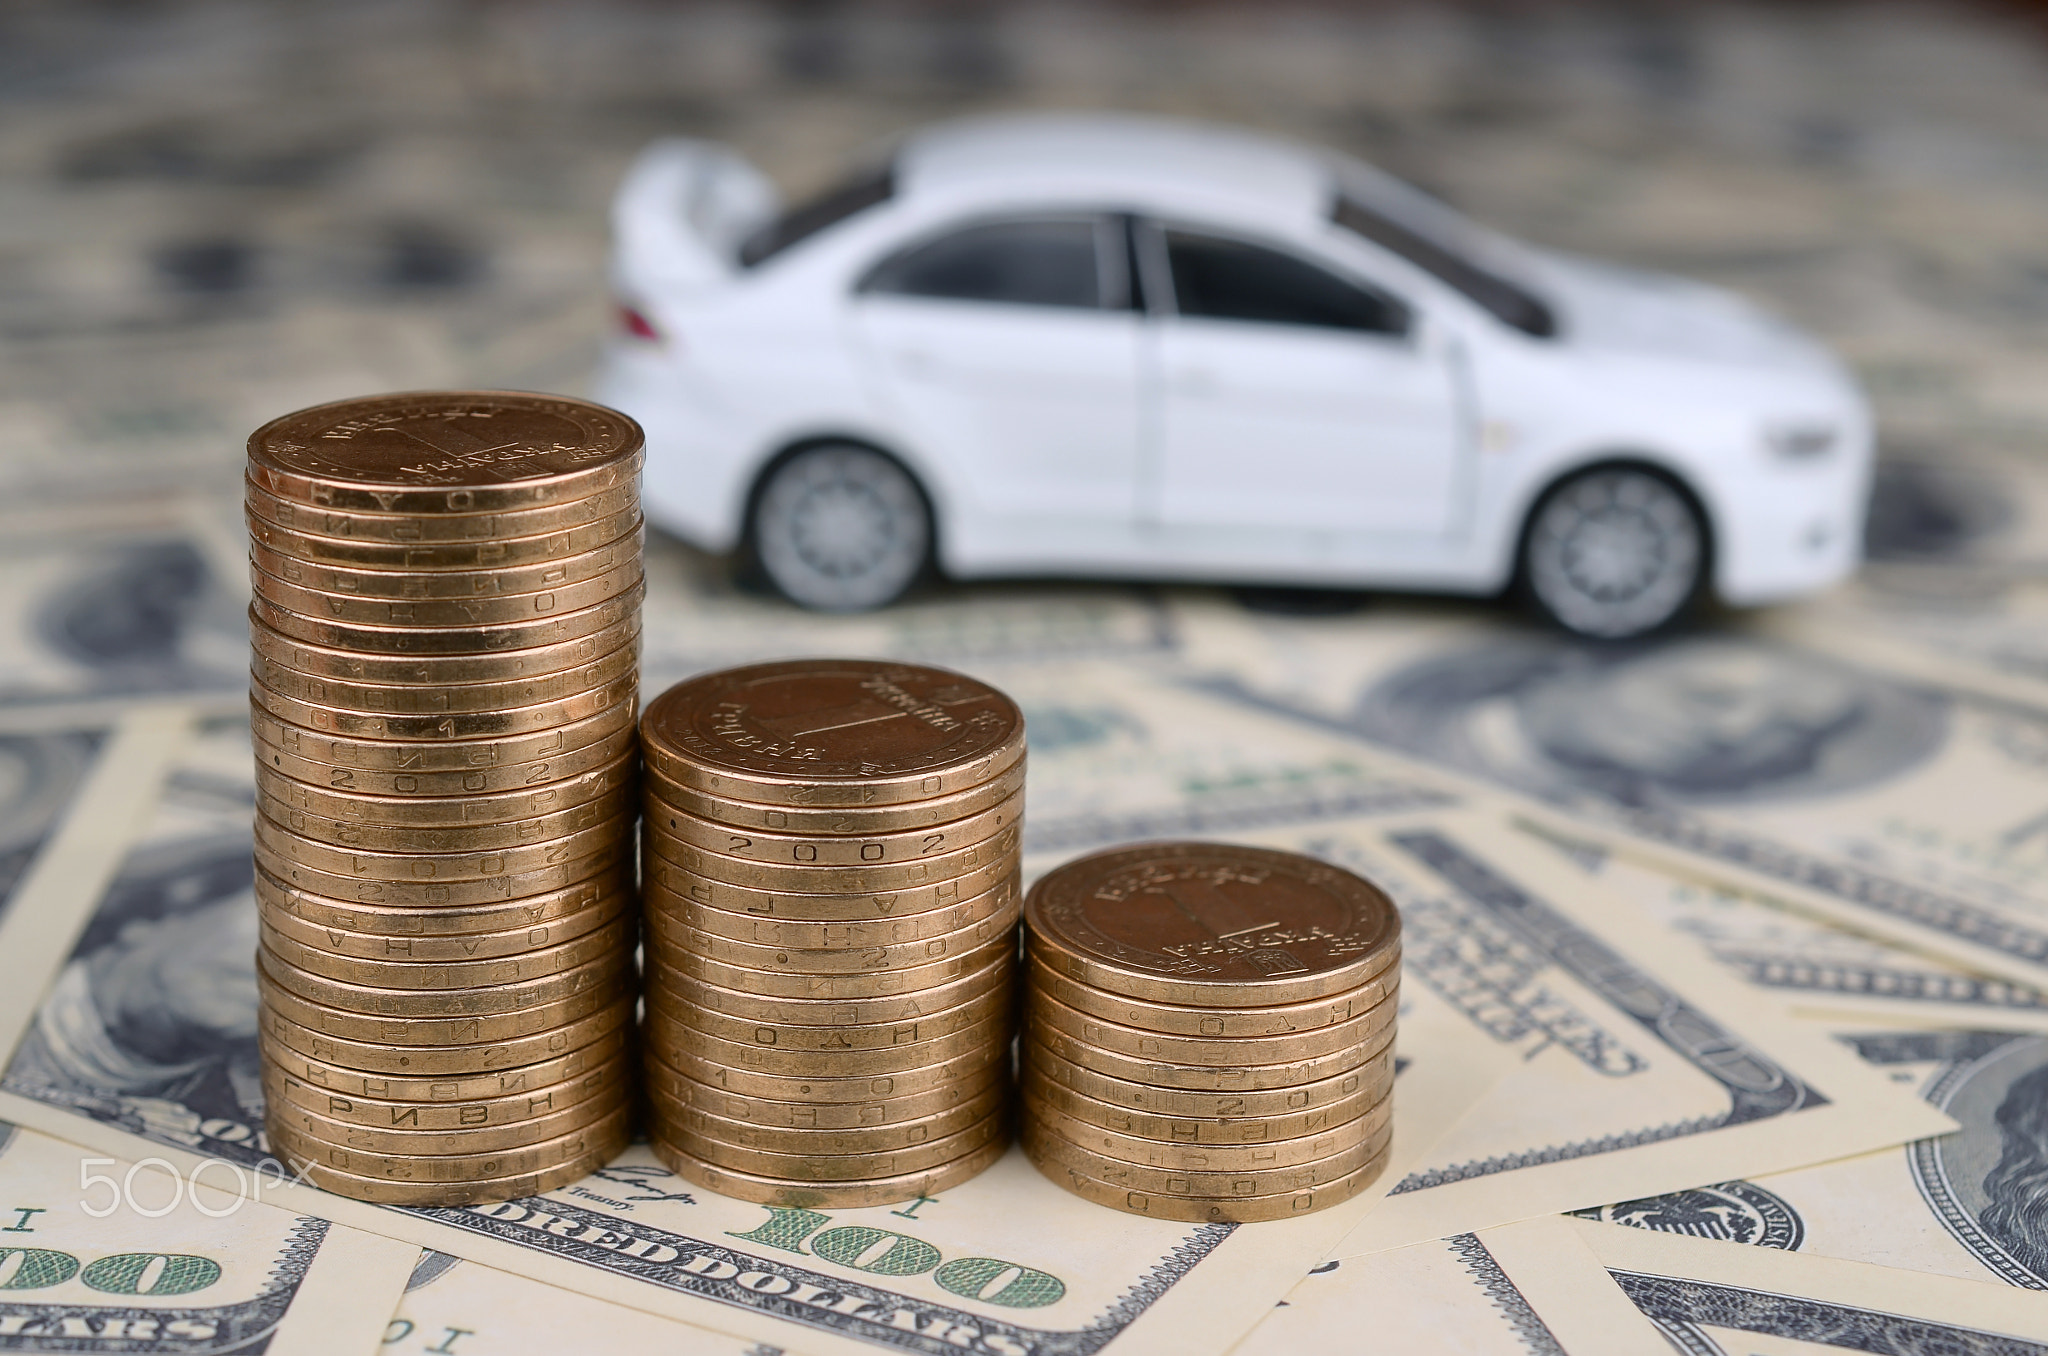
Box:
left=749, top=444, right=931, bottom=612
left=1519, top=466, right=1707, bottom=639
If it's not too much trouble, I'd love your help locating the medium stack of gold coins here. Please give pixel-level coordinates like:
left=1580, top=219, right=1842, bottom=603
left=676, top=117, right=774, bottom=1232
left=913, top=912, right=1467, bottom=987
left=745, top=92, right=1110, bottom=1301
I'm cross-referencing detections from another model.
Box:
left=1020, top=843, right=1402, bottom=1222
left=637, top=659, right=1026, bottom=1206
left=244, top=391, right=645, bottom=1206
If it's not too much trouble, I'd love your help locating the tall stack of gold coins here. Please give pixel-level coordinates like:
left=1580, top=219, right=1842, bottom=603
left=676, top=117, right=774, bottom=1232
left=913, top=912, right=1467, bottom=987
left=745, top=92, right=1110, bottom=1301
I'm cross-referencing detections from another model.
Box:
left=244, top=391, right=645, bottom=1206
left=637, top=659, right=1025, bottom=1206
left=1019, top=843, right=1401, bottom=1222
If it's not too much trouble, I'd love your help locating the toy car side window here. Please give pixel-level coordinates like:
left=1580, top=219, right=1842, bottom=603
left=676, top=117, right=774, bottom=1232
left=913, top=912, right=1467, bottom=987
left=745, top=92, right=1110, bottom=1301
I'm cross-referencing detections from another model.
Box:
left=859, top=218, right=1109, bottom=310
left=1161, top=229, right=1408, bottom=336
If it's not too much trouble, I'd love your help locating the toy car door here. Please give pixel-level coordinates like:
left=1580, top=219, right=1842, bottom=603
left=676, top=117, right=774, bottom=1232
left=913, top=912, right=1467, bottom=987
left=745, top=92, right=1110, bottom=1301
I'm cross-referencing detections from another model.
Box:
left=852, top=214, right=1143, bottom=550
left=1143, top=224, right=1468, bottom=544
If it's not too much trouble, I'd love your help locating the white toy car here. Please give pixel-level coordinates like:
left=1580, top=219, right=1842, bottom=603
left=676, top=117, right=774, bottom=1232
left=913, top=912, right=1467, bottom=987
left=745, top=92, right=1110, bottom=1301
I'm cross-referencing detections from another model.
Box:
left=597, top=113, right=1871, bottom=638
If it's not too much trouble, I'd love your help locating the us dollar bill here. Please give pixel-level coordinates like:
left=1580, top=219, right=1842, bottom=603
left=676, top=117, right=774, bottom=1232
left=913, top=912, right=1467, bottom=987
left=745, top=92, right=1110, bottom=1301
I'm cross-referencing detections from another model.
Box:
left=0, top=1117, right=415, bottom=1354
left=0, top=708, right=1510, bottom=1356
left=1570, top=1215, right=2048, bottom=1354
left=1172, top=599, right=2048, bottom=988
left=1520, top=820, right=2048, bottom=1031
left=387, top=1251, right=799, bottom=1356
left=1572, top=1024, right=2048, bottom=1294
left=1236, top=1216, right=1662, bottom=1356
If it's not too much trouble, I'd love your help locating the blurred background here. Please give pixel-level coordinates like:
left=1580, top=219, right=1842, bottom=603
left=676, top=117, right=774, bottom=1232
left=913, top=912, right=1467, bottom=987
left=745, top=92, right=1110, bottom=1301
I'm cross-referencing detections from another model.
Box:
left=2, top=0, right=2047, bottom=716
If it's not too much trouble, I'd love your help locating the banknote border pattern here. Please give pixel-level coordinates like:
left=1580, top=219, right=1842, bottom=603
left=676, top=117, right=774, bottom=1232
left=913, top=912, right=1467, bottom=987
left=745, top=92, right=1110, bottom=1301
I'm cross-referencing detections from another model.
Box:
left=1445, top=1233, right=1566, bottom=1356
left=411, top=1197, right=1234, bottom=1356
left=1384, top=830, right=1829, bottom=1193
left=1608, top=1269, right=2048, bottom=1356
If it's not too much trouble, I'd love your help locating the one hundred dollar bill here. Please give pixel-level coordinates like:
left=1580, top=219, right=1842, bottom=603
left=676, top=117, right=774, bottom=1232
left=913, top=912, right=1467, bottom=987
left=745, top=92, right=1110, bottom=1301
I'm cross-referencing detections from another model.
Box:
left=1571, top=1215, right=2048, bottom=1352
left=0, top=1118, right=415, bottom=1355
left=1235, top=1215, right=1661, bottom=1356
left=1170, top=599, right=2048, bottom=987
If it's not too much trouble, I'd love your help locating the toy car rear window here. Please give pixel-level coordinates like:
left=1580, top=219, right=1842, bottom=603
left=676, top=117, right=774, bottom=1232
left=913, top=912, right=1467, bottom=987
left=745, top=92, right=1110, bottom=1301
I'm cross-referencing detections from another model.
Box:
left=739, top=165, right=895, bottom=268
left=1332, top=195, right=1557, bottom=338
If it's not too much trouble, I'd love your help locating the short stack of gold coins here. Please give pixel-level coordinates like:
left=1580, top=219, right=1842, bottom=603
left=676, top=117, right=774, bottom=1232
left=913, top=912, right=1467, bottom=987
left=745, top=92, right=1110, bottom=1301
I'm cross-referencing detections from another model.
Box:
left=636, top=659, right=1026, bottom=1206
left=1019, top=842, right=1402, bottom=1222
left=243, top=391, right=645, bottom=1205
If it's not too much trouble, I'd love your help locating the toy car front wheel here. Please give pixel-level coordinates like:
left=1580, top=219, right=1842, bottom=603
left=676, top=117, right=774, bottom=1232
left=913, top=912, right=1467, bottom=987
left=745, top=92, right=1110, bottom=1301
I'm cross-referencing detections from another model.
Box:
left=750, top=444, right=932, bottom=611
left=1520, top=466, right=1705, bottom=639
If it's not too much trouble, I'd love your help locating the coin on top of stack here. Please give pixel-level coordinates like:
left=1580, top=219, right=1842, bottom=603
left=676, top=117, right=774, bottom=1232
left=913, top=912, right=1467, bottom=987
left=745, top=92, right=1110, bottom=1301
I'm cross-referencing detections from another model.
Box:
left=639, top=658, right=1026, bottom=1207
left=246, top=391, right=644, bottom=1206
left=1019, top=842, right=1401, bottom=1223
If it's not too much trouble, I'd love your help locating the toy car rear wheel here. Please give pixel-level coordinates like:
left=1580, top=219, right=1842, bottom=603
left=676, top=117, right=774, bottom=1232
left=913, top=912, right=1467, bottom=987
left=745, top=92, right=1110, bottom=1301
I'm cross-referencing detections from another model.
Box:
left=750, top=444, right=932, bottom=611
left=1520, top=466, right=1705, bottom=639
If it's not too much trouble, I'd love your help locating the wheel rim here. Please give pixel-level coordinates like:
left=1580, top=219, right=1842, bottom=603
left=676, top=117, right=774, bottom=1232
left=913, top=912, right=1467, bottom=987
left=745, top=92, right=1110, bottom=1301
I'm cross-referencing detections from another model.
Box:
left=755, top=447, right=929, bottom=611
left=1528, top=470, right=1701, bottom=638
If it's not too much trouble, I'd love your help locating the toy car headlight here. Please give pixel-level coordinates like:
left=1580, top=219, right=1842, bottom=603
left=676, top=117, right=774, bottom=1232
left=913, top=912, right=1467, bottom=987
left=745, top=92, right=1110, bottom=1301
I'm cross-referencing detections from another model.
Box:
left=1764, top=421, right=1840, bottom=460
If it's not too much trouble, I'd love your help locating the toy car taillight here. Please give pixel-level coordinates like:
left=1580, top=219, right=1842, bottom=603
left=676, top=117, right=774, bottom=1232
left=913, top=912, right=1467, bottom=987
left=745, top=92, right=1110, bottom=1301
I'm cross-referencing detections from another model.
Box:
left=618, top=302, right=661, bottom=342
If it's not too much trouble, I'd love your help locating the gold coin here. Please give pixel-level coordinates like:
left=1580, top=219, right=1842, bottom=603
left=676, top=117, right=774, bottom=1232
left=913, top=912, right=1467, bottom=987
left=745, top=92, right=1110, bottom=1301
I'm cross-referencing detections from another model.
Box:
left=1025, top=1013, right=1393, bottom=1093
left=1025, top=1134, right=1389, bottom=1223
left=644, top=902, right=1018, bottom=976
left=647, top=756, right=1026, bottom=834
left=646, top=791, right=1020, bottom=869
left=251, top=607, right=642, bottom=685
left=1025, top=843, right=1402, bottom=1008
left=1023, top=1035, right=1394, bottom=1123
left=644, top=947, right=1010, bottom=1027
left=652, top=1083, right=1006, bottom=1157
left=1022, top=1053, right=1392, bottom=1146
left=259, top=885, right=629, bottom=960
left=252, top=694, right=635, bottom=772
left=258, top=791, right=633, bottom=855
left=645, top=822, right=1019, bottom=894
left=254, top=835, right=627, bottom=907
left=268, top=1083, right=629, bottom=1157
left=648, top=872, right=1016, bottom=949
left=250, top=557, right=643, bottom=629
left=1025, top=952, right=1399, bottom=1038
left=254, top=635, right=637, bottom=715
left=641, top=851, right=1015, bottom=923
left=640, top=660, right=1025, bottom=806
left=276, top=1124, right=626, bottom=1206
left=642, top=1051, right=1001, bottom=1129
left=250, top=527, right=642, bottom=600
left=254, top=810, right=624, bottom=881
left=263, top=1054, right=623, bottom=1130
left=260, top=996, right=631, bottom=1076
left=650, top=931, right=1015, bottom=1001
left=651, top=1039, right=1005, bottom=1105
left=246, top=391, right=642, bottom=514
left=252, top=669, right=637, bottom=740
left=256, top=861, right=628, bottom=938
left=1025, top=986, right=1396, bottom=1067
left=246, top=476, right=640, bottom=544
left=1023, top=1091, right=1391, bottom=1172
left=1022, top=1114, right=1389, bottom=1197
left=256, top=723, right=635, bottom=798
left=258, top=971, right=633, bottom=1049
left=246, top=507, right=643, bottom=574
left=668, top=1109, right=1005, bottom=1181
left=257, top=753, right=634, bottom=828
left=249, top=579, right=643, bottom=654
left=259, top=943, right=629, bottom=1018
left=650, top=982, right=1009, bottom=1053
left=263, top=1023, right=629, bottom=1101
left=651, top=1128, right=1003, bottom=1209
left=258, top=912, right=632, bottom=989
left=642, top=1007, right=1011, bottom=1080
left=267, top=1102, right=631, bottom=1183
